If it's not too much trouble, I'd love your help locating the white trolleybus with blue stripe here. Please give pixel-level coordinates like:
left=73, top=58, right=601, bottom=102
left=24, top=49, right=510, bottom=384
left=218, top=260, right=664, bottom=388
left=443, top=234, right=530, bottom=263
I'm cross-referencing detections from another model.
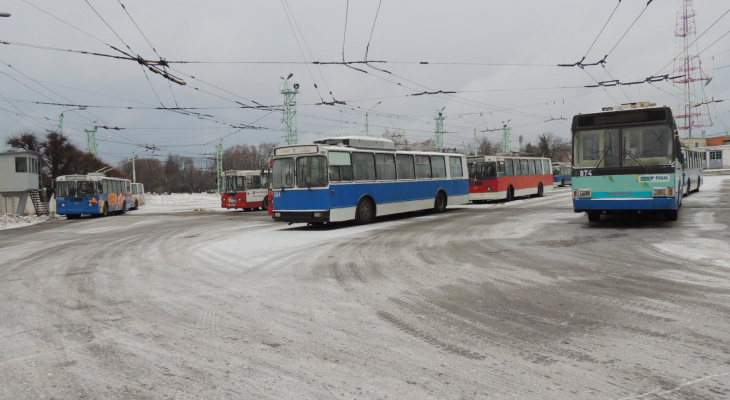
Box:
left=271, top=136, right=470, bottom=225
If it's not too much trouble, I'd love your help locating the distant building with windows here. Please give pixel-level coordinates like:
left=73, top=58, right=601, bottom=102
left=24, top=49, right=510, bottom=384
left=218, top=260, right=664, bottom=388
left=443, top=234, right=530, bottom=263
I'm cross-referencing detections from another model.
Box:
left=0, top=150, right=47, bottom=215
left=679, top=136, right=730, bottom=170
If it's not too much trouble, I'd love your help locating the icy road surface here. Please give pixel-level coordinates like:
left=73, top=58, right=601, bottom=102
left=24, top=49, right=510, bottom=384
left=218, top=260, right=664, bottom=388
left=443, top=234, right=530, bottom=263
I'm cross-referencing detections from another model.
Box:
left=1, top=176, right=729, bottom=399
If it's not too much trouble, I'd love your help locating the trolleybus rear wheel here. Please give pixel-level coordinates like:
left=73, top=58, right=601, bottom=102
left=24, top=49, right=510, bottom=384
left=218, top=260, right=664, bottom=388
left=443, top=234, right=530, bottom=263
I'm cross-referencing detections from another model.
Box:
left=434, top=191, right=447, bottom=213
left=506, top=186, right=514, bottom=202
left=355, top=198, right=374, bottom=224
left=262, top=197, right=269, bottom=211
left=536, top=183, right=544, bottom=197
left=101, top=205, right=108, bottom=217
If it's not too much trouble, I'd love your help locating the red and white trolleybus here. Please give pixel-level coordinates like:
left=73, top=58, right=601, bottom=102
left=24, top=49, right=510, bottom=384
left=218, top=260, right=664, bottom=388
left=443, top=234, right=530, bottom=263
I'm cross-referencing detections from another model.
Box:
left=221, top=169, right=270, bottom=211
left=467, top=155, right=553, bottom=202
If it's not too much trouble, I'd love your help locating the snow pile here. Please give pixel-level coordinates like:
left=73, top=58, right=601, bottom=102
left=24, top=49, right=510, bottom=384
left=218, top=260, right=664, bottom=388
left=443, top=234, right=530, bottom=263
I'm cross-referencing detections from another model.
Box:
left=144, top=192, right=220, bottom=206
left=0, top=213, right=61, bottom=231
left=134, top=192, right=223, bottom=214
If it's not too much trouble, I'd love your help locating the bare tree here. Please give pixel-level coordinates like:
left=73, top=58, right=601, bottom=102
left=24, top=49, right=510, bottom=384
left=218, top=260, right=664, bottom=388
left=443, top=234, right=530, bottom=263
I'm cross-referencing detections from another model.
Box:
left=537, top=132, right=571, bottom=162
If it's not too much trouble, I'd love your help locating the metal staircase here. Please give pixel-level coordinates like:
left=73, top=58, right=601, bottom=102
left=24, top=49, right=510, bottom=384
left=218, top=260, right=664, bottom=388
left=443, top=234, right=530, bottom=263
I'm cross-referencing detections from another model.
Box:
left=29, top=190, right=49, bottom=216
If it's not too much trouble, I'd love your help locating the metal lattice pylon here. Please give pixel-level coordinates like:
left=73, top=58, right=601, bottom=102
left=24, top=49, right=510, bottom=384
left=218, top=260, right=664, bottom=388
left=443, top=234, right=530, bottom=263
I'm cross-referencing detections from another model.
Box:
left=672, top=0, right=712, bottom=137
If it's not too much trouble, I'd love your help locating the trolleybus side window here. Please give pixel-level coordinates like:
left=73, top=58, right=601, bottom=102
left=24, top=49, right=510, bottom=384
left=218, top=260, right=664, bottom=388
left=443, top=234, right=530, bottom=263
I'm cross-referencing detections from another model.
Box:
left=375, top=153, right=396, bottom=181
left=328, top=151, right=352, bottom=182
left=449, top=156, right=464, bottom=178
left=297, top=156, right=328, bottom=188
left=352, top=152, right=376, bottom=181
left=505, top=159, right=514, bottom=176
left=432, top=156, right=446, bottom=178
left=396, top=154, right=415, bottom=180
left=543, top=160, right=550, bottom=174
left=528, top=160, right=536, bottom=175
left=415, top=155, right=432, bottom=179
left=520, top=159, right=529, bottom=175
left=272, top=158, right=295, bottom=188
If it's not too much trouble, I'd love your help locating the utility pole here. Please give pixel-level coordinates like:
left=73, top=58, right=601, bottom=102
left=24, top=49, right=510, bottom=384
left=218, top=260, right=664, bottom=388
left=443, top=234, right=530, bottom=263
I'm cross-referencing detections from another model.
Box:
left=216, top=142, right=223, bottom=194
left=132, top=153, right=136, bottom=183
left=434, top=107, right=445, bottom=152
left=280, top=74, right=299, bottom=145
left=85, top=123, right=98, bottom=156
left=473, top=128, right=478, bottom=156
left=365, top=101, right=381, bottom=136
left=501, top=120, right=511, bottom=153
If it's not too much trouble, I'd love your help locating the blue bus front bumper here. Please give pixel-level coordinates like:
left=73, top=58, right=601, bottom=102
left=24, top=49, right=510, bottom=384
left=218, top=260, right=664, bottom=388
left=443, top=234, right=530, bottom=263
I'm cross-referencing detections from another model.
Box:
left=573, top=197, right=677, bottom=212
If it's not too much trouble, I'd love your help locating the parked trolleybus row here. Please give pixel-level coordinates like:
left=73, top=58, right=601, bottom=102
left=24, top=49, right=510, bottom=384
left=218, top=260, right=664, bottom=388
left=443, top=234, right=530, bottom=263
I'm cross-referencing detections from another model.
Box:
left=53, top=102, right=702, bottom=225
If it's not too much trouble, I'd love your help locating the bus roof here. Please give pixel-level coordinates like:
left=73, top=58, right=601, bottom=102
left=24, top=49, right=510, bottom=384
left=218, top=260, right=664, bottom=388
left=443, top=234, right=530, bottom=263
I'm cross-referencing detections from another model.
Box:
left=55, top=174, right=129, bottom=182
left=222, top=170, right=261, bottom=176
left=314, top=136, right=396, bottom=150
left=467, top=155, right=550, bottom=162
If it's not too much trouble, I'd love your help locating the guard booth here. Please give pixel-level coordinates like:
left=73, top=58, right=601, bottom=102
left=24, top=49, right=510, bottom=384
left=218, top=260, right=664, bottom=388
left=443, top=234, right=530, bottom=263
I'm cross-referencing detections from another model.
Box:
left=0, top=150, right=47, bottom=215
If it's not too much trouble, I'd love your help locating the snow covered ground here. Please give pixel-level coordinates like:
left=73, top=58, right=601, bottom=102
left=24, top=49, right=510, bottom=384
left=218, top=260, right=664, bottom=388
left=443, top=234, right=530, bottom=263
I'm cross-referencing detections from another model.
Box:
left=0, top=193, right=223, bottom=230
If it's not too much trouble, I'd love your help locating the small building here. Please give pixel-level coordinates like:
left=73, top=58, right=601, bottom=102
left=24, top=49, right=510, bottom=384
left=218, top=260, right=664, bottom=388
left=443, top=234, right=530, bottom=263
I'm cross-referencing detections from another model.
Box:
left=0, top=150, right=46, bottom=215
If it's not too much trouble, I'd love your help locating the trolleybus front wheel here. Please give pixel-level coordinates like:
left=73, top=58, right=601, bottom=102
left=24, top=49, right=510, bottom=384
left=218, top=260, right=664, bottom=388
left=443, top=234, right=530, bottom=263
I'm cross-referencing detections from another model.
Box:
left=101, top=205, right=108, bottom=217
left=355, top=198, right=374, bottom=224
left=262, top=197, right=269, bottom=211
left=506, top=186, right=515, bottom=202
left=665, top=209, right=678, bottom=221
left=587, top=211, right=600, bottom=222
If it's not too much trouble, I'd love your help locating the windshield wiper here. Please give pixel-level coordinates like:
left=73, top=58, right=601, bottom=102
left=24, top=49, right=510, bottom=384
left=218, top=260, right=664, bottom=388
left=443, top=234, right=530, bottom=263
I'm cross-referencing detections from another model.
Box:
left=592, top=147, right=610, bottom=169
left=623, top=149, right=649, bottom=172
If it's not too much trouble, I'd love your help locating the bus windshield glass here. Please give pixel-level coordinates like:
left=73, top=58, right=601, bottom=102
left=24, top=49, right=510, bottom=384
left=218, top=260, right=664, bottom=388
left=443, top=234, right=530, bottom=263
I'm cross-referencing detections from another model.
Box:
left=56, top=180, right=98, bottom=197
left=468, top=161, right=497, bottom=180
left=573, top=125, right=673, bottom=168
left=296, top=156, right=328, bottom=188
left=224, top=176, right=245, bottom=192
left=272, top=158, right=295, bottom=189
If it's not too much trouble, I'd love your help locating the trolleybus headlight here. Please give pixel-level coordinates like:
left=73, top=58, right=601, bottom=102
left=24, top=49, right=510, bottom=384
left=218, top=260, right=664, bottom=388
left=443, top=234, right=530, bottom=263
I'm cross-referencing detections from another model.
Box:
left=313, top=212, right=322, bottom=218
left=274, top=212, right=281, bottom=218
left=578, top=189, right=592, bottom=199
left=61, top=203, right=66, bottom=207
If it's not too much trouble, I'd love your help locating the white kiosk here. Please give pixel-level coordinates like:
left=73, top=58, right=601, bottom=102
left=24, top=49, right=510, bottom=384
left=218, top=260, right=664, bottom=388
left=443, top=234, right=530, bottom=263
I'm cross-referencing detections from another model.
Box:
left=0, top=150, right=47, bottom=215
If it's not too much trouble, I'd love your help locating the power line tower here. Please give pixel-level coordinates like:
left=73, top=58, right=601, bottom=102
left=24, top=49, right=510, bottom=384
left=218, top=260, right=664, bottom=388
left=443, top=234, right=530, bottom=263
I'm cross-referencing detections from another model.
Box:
left=280, top=74, right=299, bottom=145
left=501, top=120, right=511, bottom=153
left=84, top=123, right=98, bottom=156
left=434, top=107, right=445, bottom=152
left=672, top=0, right=712, bottom=137
left=216, top=142, right=223, bottom=194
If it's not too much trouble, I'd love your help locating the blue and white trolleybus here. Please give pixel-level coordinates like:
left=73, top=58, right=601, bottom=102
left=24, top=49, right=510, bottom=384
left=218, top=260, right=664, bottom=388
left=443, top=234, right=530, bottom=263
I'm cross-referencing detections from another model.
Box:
left=55, top=174, right=132, bottom=219
left=271, top=136, right=469, bottom=224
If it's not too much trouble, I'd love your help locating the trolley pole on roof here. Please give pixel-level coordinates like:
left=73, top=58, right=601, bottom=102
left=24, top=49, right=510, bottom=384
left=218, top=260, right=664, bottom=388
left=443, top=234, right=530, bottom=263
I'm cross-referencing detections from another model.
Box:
left=216, top=142, right=223, bottom=194
left=280, top=74, right=299, bottom=145
left=434, top=107, right=445, bottom=152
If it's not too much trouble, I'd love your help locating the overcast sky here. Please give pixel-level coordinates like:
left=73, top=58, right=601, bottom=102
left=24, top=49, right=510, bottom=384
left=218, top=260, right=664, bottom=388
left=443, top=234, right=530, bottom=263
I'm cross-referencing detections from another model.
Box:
left=1, top=0, right=728, bottom=165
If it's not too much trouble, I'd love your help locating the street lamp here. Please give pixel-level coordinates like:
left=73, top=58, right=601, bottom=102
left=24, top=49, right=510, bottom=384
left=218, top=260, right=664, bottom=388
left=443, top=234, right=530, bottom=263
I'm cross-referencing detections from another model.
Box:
left=365, top=101, right=381, bottom=136
left=58, top=106, right=87, bottom=135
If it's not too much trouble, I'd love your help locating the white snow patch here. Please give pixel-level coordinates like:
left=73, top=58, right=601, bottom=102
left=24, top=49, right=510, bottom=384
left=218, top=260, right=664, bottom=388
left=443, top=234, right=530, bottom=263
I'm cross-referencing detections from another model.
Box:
left=0, top=213, right=62, bottom=231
